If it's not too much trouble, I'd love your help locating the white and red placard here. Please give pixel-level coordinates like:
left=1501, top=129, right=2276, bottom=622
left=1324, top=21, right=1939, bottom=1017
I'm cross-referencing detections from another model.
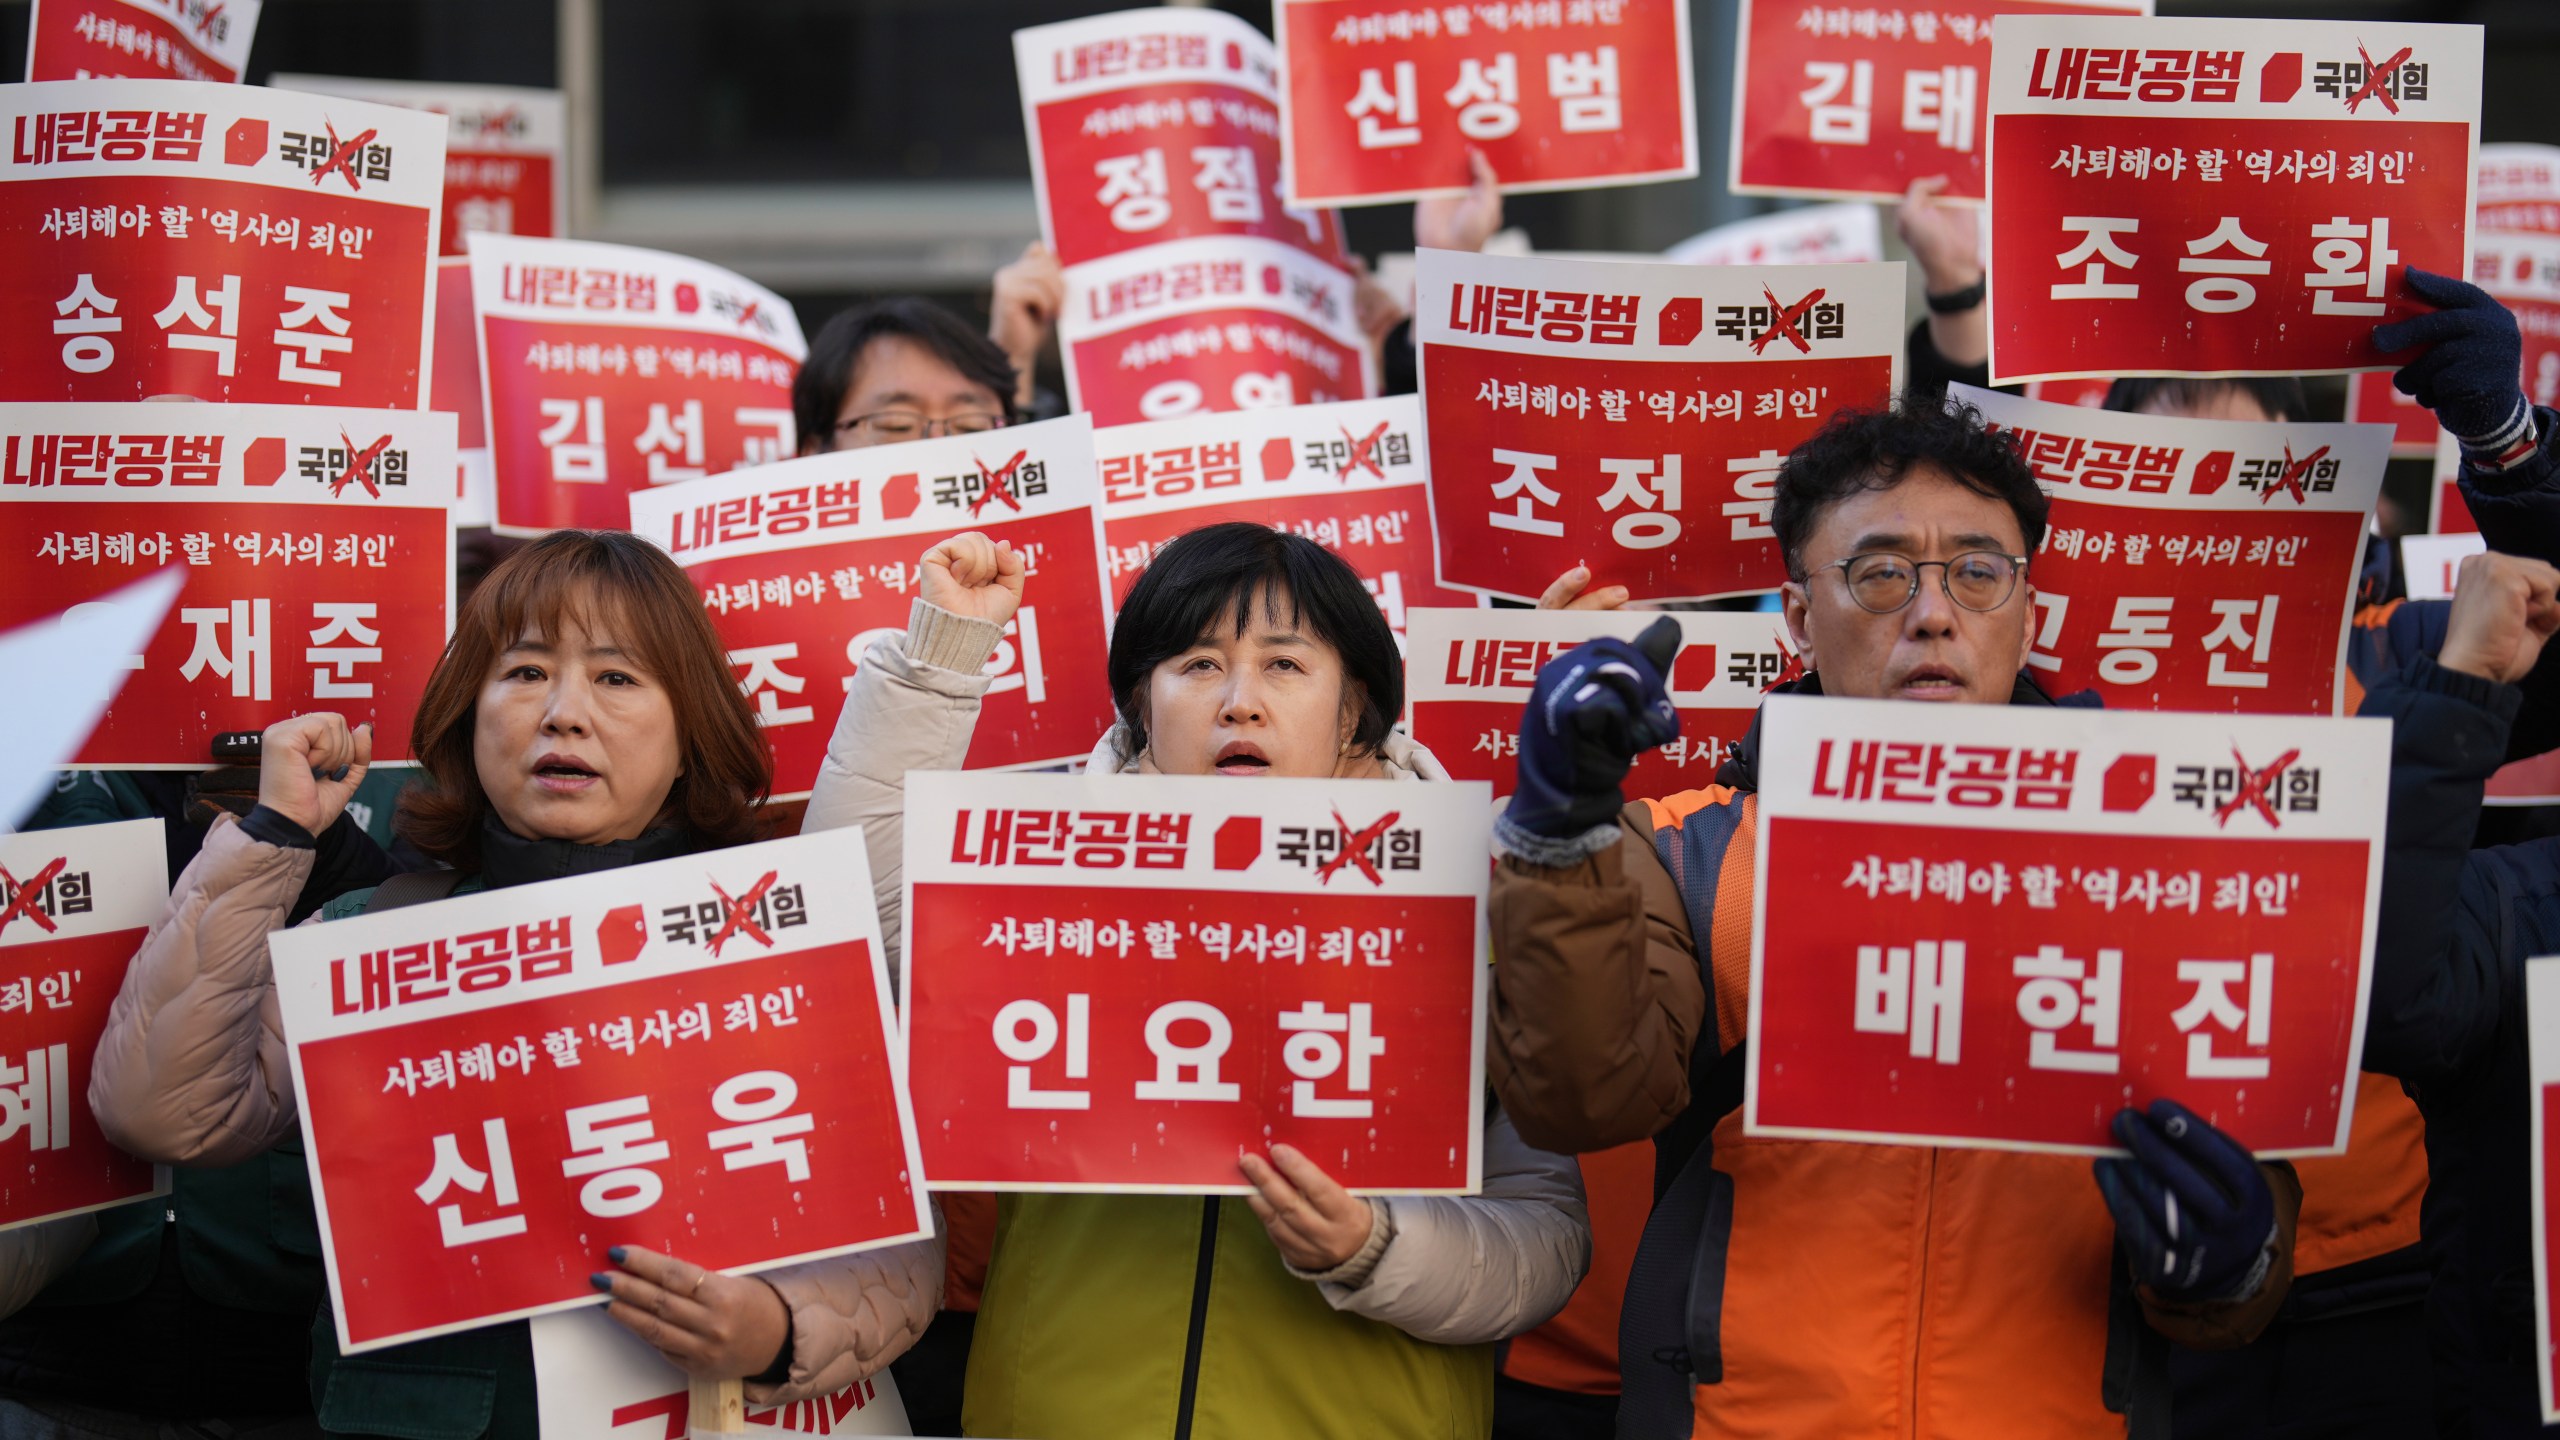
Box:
left=272, top=76, right=567, bottom=258
left=0, top=402, right=456, bottom=768
left=1, top=79, right=444, bottom=408
left=2346, top=371, right=2441, bottom=458
left=1730, top=0, right=2147, bottom=204
left=2481, top=142, right=2560, bottom=238
left=25, top=0, right=258, bottom=84
left=271, top=824, right=932, bottom=1355
left=2528, top=957, right=2560, bottom=1423
left=1058, top=235, right=1375, bottom=425
left=1415, top=248, right=1904, bottom=603
left=2430, top=428, right=2476, bottom=536
left=1748, top=695, right=2387, bottom=1156
left=430, top=256, right=495, bottom=528
left=2476, top=229, right=2560, bottom=416
left=0, top=819, right=168, bottom=1232
left=1665, top=203, right=1885, bottom=268
left=1407, top=607, right=1796, bottom=800
left=1016, top=8, right=1348, bottom=270
left=1273, top=0, right=1698, bottom=208
left=0, top=571, right=178, bottom=829
left=469, top=233, right=803, bottom=536
left=2022, top=376, right=2113, bottom=409
left=628, top=415, right=1115, bottom=800
left=2399, top=531, right=2484, bottom=603
left=1093, top=395, right=1474, bottom=646
left=1951, top=384, right=2385, bottom=717
left=1984, top=16, right=2483, bottom=385
left=530, top=1310, right=911, bottom=1438
left=903, top=770, right=1492, bottom=1194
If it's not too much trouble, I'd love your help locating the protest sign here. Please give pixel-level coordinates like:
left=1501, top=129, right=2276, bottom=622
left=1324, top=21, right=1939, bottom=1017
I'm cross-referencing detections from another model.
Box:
left=0, top=571, right=178, bottom=828
left=1730, top=0, right=2147, bottom=203
left=1415, top=248, right=1904, bottom=602
left=1984, top=16, right=2482, bottom=385
left=0, top=402, right=456, bottom=767
left=2021, top=376, right=2111, bottom=409
left=1016, top=8, right=1348, bottom=270
left=2431, top=429, right=2476, bottom=535
left=0, top=819, right=167, bottom=1231
left=272, top=76, right=567, bottom=257
left=0, top=79, right=444, bottom=408
left=2476, top=229, right=2560, bottom=414
left=1749, top=694, right=2387, bottom=1156
left=2400, top=531, right=2483, bottom=602
left=470, top=233, right=803, bottom=536
left=1951, top=384, right=2384, bottom=716
left=904, top=770, right=1490, bottom=1193
left=1664, top=203, right=1884, bottom=267
left=1093, top=395, right=1473, bottom=646
left=530, top=1310, right=911, bottom=1438
left=1057, top=235, right=1374, bottom=425
left=1273, top=0, right=1697, bottom=208
left=2531, top=958, right=2560, bottom=1422
left=25, top=0, right=257, bottom=84
left=272, top=824, right=931, bottom=1355
left=628, top=415, right=1114, bottom=799
left=430, top=256, right=496, bottom=527
left=1406, top=607, right=1790, bottom=799
left=2482, top=142, right=2560, bottom=238
left=2346, top=371, right=2442, bottom=458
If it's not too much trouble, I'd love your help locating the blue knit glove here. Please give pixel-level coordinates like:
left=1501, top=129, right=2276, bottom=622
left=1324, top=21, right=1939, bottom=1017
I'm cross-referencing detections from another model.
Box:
left=2374, top=266, right=2534, bottom=464
left=2094, top=1099, right=2277, bottom=1304
left=1505, top=617, right=1682, bottom=846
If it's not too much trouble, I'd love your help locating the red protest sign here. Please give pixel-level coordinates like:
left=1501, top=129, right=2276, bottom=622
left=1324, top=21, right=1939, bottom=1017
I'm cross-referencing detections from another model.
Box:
left=2476, top=230, right=2560, bottom=416
left=271, top=825, right=930, bottom=1355
left=2021, top=376, right=2112, bottom=409
left=1730, top=0, right=2145, bottom=204
left=1016, top=8, right=1348, bottom=270
left=2429, top=429, right=2476, bottom=535
left=1954, top=384, right=2384, bottom=716
left=530, top=1310, right=911, bottom=1439
left=628, top=415, right=1115, bottom=800
left=470, top=234, right=805, bottom=536
left=1415, top=249, right=1904, bottom=602
left=904, top=771, right=1491, bottom=1193
left=1985, top=16, right=2483, bottom=385
left=2346, top=371, right=2441, bottom=459
left=1406, top=607, right=1793, bottom=800
left=1058, top=236, right=1374, bottom=424
left=0, top=820, right=167, bottom=1231
left=1094, top=395, right=1473, bottom=648
left=0, top=80, right=444, bottom=408
left=1274, top=0, right=1697, bottom=208
left=2482, top=143, right=2560, bottom=238
left=430, top=257, right=496, bottom=527
left=1665, top=203, right=1884, bottom=267
left=1749, top=695, right=2387, bottom=1156
left=25, top=0, right=258, bottom=84
left=2532, top=961, right=2560, bottom=1425
left=272, top=77, right=567, bottom=257
left=0, top=402, right=455, bottom=768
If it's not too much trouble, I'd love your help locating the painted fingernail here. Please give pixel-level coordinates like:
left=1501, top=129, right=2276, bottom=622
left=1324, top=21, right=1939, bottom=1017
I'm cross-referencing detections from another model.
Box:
left=607, top=1245, right=628, bottom=1263
left=589, top=1272, right=612, bottom=1291
left=327, top=765, right=350, bottom=782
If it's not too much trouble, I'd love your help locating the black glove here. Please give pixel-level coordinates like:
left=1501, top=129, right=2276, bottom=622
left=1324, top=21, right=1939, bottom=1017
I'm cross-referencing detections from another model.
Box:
left=2374, top=266, right=2534, bottom=463
left=2093, top=1099, right=2277, bottom=1304
left=1505, top=616, right=1682, bottom=841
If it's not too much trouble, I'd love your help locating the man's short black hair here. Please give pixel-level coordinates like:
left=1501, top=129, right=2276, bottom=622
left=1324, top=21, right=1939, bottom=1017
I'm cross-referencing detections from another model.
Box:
left=1107, top=522, right=1401, bottom=759
left=2102, top=377, right=2311, bottom=423
left=1771, top=399, right=2050, bottom=581
left=791, top=297, right=1019, bottom=447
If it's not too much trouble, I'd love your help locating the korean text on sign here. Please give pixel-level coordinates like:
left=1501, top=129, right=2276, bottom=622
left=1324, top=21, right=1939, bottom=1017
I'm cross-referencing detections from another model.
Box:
left=1274, top=0, right=1698, bottom=208
left=1748, top=694, right=2387, bottom=1156
left=26, top=0, right=261, bottom=84
left=1415, top=248, right=1904, bottom=603
left=0, top=79, right=443, bottom=409
left=0, top=819, right=168, bottom=1231
left=271, top=76, right=568, bottom=258
left=903, top=771, right=1492, bottom=1194
left=1406, top=606, right=1793, bottom=799
left=0, top=402, right=457, bottom=768
left=271, top=825, right=930, bottom=1355
left=1984, top=15, right=2483, bottom=384
left=1948, top=383, right=2386, bottom=717
left=629, top=414, right=1118, bottom=799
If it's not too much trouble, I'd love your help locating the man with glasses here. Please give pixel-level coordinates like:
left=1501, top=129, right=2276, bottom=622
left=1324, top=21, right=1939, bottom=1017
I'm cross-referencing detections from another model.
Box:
left=792, top=296, right=1019, bottom=457
left=1483, top=399, right=2299, bottom=1440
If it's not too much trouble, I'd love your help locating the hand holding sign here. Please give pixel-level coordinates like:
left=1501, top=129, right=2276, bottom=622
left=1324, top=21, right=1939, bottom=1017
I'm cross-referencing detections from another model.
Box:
left=1506, top=617, right=1684, bottom=844
left=256, top=713, right=373, bottom=839
left=919, top=532, right=1028, bottom=631
left=2093, top=1099, right=2278, bottom=1303
left=594, top=1244, right=792, bottom=1381
left=2375, top=267, right=2533, bottom=455
left=1239, top=1144, right=1376, bottom=1272
left=2438, top=552, right=2560, bottom=685
left=1414, top=150, right=1505, bottom=256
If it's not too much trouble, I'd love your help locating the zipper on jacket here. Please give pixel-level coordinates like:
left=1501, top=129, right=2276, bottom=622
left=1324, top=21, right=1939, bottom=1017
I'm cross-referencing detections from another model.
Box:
left=1907, top=1149, right=1937, bottom=1440
left=1172, top=1195, right=1220, bottom=1440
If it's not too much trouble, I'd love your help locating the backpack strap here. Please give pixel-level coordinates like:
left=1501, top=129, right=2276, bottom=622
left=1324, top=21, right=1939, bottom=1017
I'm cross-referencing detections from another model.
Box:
left=362, top=868, right=464, bottom=913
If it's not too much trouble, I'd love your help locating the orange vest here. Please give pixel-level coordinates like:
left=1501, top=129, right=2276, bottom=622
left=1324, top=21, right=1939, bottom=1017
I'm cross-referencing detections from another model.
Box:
left=1499, top=1139, right=1656, bottom=1396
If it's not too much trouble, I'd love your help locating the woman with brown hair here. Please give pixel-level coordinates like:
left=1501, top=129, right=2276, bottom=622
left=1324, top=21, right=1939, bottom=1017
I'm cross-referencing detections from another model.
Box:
left=82, top=531, right=940, bottom=1440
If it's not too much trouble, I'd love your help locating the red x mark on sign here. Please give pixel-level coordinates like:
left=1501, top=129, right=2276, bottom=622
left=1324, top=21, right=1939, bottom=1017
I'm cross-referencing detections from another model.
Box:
left=2345, top=43, right=2413, bottom=114
left=1339, top=422, right=1390, bottom=482
left=970, top=450, right=1028, bottom=517
left=2260, top=444, right=2330, bottom=506
left=331, top=432, right=393, bottom=498
left=311, top=123, right=379, bottom=191
left=0, top=859, right=67, bottom=938
left=732, top=300, right=762, bottom=331
left=704, top=870, right=781, bottom=957
left=195, top=2, right=226, bottom=35
left=1749, top=286, right=1825, bottom=356
left=1314, top=809, right=1399, bottom=885
left=2213, top=747, right=2300, bottom=828
left=1766, top=632, right=1807, bottom=692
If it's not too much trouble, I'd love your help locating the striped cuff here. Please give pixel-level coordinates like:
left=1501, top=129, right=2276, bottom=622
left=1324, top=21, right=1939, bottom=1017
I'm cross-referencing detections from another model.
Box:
left=1494, top=812, right=1624, bottom=868
left=1287, top=1198, right=1395, bottom=1290
left=2457, top=394, right=2537, bottom=471
left=900, top=598, right=1004, bottom=674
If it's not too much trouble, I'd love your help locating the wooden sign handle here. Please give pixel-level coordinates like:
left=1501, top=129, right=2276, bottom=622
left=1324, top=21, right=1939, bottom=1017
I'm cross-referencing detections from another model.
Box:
left=689, top=1378, right=745, bottom=1436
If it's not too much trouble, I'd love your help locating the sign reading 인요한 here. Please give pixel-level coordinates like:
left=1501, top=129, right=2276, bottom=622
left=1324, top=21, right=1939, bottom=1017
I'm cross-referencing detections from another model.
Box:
left=1749, top=694, right=2386, bottom=1156
left=627, top=414, right=1116, bottom=800
left=270, top=76, right=567, bottom=258
left=272, top=824, right=931, bottom=1355
left=0, top=819, right=168, bottom=1231
left=903, top=770, right=1491, bottom=1194
left=1416, top=248, right=1904, bottom=603
left=25, top=0, right=259, bottom=84
left=1984, top=15, right=2482, bottom=385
